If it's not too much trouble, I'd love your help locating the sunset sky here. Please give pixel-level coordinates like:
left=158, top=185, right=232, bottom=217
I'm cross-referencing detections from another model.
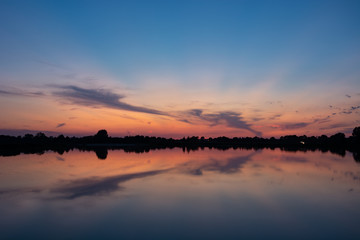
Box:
left=0, top=0, right=359, bottom=138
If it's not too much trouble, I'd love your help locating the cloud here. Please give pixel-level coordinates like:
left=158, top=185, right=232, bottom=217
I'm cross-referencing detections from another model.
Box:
left=341, top=105, right=360, bottom=114
left=179, top=119, right=192, bottom=124
left=269, top=114, right=282, bottom=120
left=186, top=109, right=262, bottom=136
left=0, top=188, right=42, bottom=196
left=269, top=165, right=283, bottom=172
left=313, top=116, right=331, bottom=124
left=0, top=90, right=13, bottom=95
left=51, top=169, right=168, bottom=199
left=56, top=123, right=66, bottom=128
left=0, top=88, right=44, bottom=97
left=52, top=85, right=166, bottom=115
left=277, top=116, right=332, bottom=130
left=319, top=123, right=351, bottom=130
left=279, top=122, right=310, bottom=130
left=252, top=117, right=265, bottom=122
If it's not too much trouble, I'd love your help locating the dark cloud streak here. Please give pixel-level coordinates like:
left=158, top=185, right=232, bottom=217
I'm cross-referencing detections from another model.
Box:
left=52, top=85, right=166, bottom=116
left=0, top=89, right=44, bottom=97
left=186, top=109, right=262, bottom=136
left=319, top=123, right=351, bottom=130
left=269, top=114, right=282, bottom=120
left=341, top=106, right=360, bottom=115
left=280, top=122, right=310, bottom=130
left=56, top=123, right=66, bottom=128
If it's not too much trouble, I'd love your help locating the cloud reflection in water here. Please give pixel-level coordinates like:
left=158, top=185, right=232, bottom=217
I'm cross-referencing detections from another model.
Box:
left=51, top=169, right=169, bottom=199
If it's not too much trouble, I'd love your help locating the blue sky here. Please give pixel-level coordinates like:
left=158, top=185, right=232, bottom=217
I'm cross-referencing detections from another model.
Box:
left=0, top=0, right=359, bottom=137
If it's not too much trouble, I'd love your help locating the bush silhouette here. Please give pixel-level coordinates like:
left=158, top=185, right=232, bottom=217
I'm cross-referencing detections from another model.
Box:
left=94, top=129, right=108, bottom=142
left=353, top=126, right=360, bottom=138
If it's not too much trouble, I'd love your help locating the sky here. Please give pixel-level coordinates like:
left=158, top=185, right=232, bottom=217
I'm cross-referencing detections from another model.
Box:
left=0, top=0, right=359, bottom=138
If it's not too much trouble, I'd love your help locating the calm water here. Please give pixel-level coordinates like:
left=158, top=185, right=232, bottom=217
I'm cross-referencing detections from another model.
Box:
left=0, top=148, right=359, bottom=240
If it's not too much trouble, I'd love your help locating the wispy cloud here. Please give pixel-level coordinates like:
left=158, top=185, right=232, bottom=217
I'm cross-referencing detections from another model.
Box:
left=269, top=114, right=282, bottom=120
left=319, top=123, right=351, bottom=130
left=185, top=109, right=262, bottom=136
left=313, top=116, right=331, bottom=124
left=179, top=119, right=191, bottom=124
left=0, top=88, right=44, bottom=97
left=0, top=188, right=42, bottom=196
left=274, top=115, right=333, bottom=131
left=252, top=117, right=265, bottom=122
left=341, top=106, right=360, bottom=114
left=52, top=85, right=166, bottom=116
left=56, top=123, right=66, bottom=128
left=279, top=122, right=310, bottom=130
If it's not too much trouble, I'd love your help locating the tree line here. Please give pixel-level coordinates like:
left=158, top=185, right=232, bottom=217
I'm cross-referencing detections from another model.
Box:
left=0, top=127, right=359, bottom=160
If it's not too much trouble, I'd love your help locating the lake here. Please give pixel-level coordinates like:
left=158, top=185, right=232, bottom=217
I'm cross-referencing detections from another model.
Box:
left=0, top=148, right=359, bottom=239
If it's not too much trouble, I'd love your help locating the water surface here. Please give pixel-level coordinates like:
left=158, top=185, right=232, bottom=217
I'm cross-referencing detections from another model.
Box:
left=0, top=148, right=359, bottom=239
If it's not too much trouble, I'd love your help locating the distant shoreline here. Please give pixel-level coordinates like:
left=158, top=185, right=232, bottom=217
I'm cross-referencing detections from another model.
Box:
left=0, top=129, right=359, bottom=161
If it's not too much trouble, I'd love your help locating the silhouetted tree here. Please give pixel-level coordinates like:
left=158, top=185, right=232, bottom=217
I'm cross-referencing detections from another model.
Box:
left=94, top=129, right=108, bottom=142
left=57, top=134, right=65, bottom=140
left=353, top=126, right=360, bottom=138
left=24, top=134, right=34, bottom=139
left=330, top=132, right=345, bottom=141
left=2, top=127, right=360, bottom=162
left=35, top=132, right=46, bottom=138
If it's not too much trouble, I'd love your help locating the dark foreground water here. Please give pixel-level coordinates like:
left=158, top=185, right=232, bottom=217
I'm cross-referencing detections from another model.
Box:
left=0, top=148, right=359, bottom=240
